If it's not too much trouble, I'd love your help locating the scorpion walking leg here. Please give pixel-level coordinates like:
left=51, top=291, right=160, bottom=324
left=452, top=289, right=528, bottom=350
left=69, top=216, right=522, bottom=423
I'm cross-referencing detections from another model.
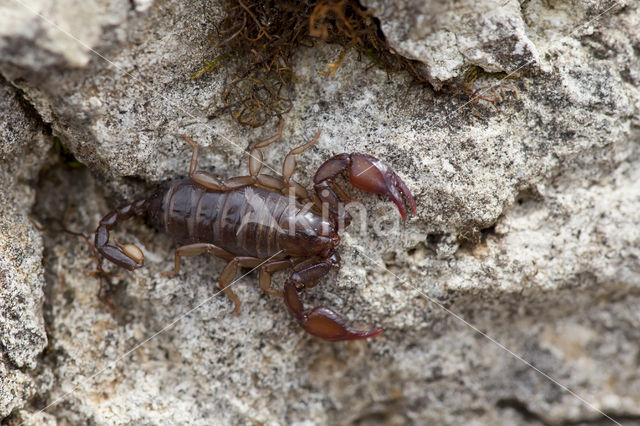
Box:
left=161, top=243, right=234, bottom=278
left=183, top=123, right=288, bottom=193
left=258, top=259, right=292, bottom=298
left=248, top=120, right=284, bottom=176
left=282, top=258, right=383, bottom=341
left=278, top=130, right=321, bottom=201
left=183, top=135, right=255, bottom=191
left=183, top=124, right=319, bottom=205
left=218, top=256, right=265, bottom=315
left=161, top=244, right=261, bottom=315
left=248, top=123, right=319, bottom=202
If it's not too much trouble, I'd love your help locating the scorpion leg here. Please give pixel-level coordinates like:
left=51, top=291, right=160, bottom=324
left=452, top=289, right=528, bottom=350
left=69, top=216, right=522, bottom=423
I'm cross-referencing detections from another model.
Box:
left=218, top=256, right=265, bottom=315
left=249, top=124, right=319, bottom=202
left=161, top=243, right=234, bottom=278
left=184, top=123, right=296, bottom=195
left=183, top=135, right=255, bottom=191
left=246, top=124, right=295, bottom=195
left=186, top=124, right=319, bottom=203
left=258, top=259, right=291, bottom=298
left=248, top=120, right=284, bottom=176
left=314, top=153, right=417, bottom=220
left=283, top=258, right=383, bottom=341
left=162, top=244, right=266, bottom=315
left=279, top=130, right=321, bottom=201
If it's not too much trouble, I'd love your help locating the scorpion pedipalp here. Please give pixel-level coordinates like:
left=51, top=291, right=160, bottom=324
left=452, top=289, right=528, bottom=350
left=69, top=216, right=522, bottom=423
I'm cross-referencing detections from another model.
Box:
left=281, top=254, right=383, bottom=341
left=284, top=281, right=383, bottom=342
left=314, top=153, right=417, bottom=220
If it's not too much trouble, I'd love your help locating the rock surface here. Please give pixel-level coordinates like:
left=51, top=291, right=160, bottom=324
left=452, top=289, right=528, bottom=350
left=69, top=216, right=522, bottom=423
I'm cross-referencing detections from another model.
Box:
left=1, top=0, right=640, bottom=424
left=361, top=0, right=540, bottom=85
left=0, top=79, right=51, bottom=418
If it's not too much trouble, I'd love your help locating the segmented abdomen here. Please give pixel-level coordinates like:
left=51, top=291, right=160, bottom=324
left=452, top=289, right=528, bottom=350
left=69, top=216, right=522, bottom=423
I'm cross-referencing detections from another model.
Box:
left=146, top=178, right=300, bottom=258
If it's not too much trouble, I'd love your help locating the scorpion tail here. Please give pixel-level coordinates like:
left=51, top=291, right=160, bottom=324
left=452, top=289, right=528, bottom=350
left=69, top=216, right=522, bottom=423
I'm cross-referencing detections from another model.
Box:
left=94, top=199, right=148, bottom=271
left=284, top=281, right=383, bottom=342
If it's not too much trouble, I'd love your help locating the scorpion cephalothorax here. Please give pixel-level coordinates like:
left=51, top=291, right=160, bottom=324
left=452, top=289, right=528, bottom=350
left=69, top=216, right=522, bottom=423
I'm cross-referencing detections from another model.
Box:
left=95, top=123, right=416, bottom=341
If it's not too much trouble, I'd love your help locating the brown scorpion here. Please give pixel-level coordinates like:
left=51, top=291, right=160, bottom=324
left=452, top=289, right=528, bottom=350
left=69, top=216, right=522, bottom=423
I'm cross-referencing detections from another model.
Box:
left=95, top=123, right=416, bottom=341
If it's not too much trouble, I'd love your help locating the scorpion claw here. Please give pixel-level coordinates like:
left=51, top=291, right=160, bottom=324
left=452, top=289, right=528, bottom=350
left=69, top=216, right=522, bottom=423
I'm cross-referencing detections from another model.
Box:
left=303, top=307, right=384, bottom=341
left=284, top=282, right=383, bottom=341
left=348, top=153, right=417, bottom=220
left=314, top=153, right=416, bottom=221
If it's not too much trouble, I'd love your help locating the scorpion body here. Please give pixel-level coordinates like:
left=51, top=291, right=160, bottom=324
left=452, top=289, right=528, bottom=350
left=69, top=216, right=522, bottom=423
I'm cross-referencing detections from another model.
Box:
left=95, top=124, right=416, bottom=341
left=145, top=180, right=335, bottom=260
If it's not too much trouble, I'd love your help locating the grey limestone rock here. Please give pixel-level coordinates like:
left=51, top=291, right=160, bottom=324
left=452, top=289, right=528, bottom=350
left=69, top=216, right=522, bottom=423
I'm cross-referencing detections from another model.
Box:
left=0, top=78, right=50, bottom=417
left=1, top=0, right=640, bottom=424
left=361, top=0, right=541, bottom=85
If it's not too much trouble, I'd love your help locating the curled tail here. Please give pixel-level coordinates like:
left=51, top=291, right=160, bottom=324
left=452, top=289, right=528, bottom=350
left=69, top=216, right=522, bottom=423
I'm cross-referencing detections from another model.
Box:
left=95, top=199, right=148, bottom=270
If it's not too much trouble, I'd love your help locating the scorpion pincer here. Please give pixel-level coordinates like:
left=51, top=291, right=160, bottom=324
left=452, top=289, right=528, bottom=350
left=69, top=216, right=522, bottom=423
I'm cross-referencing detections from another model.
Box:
left=95, top=123, right=417, bottom=341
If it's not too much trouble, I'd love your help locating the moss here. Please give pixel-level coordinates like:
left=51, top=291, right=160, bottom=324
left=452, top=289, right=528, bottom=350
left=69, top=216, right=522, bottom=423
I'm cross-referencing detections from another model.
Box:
left=454, top=66, right=522, bottom=118
left=196, top=0, right=431, bottom=127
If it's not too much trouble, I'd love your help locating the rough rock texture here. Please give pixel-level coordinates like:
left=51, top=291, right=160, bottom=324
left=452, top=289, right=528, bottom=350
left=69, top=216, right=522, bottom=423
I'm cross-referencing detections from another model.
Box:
left=361, top=0, right=541, bottom=85
left=0, top=79, right=50, bottom=417
left=1, top=0, right=640, bottom=424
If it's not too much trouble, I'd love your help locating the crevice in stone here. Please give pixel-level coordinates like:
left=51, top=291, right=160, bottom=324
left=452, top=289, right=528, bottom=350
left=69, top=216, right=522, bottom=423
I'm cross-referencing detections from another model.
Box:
left=1, top=75, right=50, bottom=133
left=456, top=223, right=497, bottom=254
left=515, top=186, right=543, bottom=206
left=497, top=398, right=549, bottom=425
left=497, top=397, right=640, bottom=426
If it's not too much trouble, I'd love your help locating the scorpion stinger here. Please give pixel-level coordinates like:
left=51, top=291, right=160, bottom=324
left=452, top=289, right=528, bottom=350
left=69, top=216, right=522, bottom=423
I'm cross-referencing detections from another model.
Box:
left=95, top=199, right=148, bottom=270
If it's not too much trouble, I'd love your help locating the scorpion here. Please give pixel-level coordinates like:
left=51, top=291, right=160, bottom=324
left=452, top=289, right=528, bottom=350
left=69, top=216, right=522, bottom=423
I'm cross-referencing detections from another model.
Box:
left=95, top=123, right=416, bottom=341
